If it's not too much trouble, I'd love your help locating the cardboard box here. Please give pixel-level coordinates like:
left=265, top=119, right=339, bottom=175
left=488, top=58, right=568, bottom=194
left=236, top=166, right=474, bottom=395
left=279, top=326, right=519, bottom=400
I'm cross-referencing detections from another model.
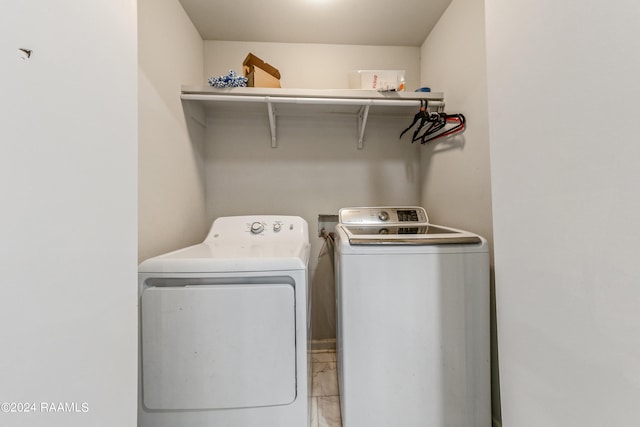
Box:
left=243, top=53, right=281, bottom=88
left=348, top=70, right=406, bottom=91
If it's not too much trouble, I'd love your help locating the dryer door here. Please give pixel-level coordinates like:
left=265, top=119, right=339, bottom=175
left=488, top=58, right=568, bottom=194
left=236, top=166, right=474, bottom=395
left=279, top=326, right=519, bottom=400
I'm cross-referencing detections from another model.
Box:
left=141, top=283, right=296, bottom=410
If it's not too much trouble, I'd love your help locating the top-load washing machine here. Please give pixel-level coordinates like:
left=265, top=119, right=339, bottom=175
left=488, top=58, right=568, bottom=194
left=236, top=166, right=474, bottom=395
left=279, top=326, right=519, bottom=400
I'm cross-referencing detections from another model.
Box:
left=138, top=215, right=310, bottom=427
left=335, top=206, right=490, bottom=427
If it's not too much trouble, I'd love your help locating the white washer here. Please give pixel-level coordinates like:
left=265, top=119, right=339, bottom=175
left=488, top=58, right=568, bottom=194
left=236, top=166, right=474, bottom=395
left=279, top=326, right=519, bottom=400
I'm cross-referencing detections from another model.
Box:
left=138, top=215, right=310, bottom=427
left=335, top=206, right=491, bottom=427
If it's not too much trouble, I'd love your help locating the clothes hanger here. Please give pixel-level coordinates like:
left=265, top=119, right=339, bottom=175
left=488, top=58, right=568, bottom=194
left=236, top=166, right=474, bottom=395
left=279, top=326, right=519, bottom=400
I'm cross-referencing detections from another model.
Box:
left=415, top=112, right=447, bottom=143
left=399, top=100, right=431, bottom=140
left=419, top=113, right=466, bottom=144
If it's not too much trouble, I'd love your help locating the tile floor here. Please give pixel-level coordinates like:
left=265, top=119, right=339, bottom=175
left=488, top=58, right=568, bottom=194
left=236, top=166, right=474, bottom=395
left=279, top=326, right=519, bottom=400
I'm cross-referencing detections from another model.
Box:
left=310, top=350, right=342, bottom=427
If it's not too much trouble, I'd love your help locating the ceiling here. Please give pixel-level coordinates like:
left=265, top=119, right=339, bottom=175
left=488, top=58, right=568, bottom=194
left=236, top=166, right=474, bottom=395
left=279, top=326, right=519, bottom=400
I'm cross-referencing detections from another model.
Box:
left=179, top=0, right=453, bottom=47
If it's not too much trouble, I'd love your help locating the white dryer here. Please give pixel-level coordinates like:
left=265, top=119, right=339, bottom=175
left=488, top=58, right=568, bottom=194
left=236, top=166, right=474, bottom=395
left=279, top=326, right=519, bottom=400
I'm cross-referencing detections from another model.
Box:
left=335, top=206, right=491, bottom=427
left=138, top=215, right=310, bottom=427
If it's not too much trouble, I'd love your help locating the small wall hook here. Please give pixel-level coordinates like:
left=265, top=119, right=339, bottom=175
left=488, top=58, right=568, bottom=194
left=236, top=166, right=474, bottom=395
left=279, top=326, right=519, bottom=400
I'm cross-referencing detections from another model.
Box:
left=18, top=48, right=32, bottom=60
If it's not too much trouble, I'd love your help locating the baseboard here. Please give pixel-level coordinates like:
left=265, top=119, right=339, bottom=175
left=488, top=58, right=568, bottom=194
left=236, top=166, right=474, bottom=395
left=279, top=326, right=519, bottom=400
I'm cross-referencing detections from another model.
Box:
left=310, top=338, right=336, bottom=351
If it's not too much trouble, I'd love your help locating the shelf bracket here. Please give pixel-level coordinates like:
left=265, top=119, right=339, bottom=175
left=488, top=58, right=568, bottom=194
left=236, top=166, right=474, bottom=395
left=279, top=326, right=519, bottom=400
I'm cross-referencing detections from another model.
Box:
left=266, top=97, right=277, bottom=148
left=357, top=104, right=370, bottom=150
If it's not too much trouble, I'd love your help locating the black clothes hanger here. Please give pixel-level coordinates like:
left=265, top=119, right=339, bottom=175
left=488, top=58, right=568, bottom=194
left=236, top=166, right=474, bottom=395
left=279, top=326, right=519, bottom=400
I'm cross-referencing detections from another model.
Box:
left=415, top=112, right=446, bottom=142
left=419, top=113, right=466, bottom=144
left=400, top=102, right=467, bottom=144
left=399, top=100, right=431, bottom=140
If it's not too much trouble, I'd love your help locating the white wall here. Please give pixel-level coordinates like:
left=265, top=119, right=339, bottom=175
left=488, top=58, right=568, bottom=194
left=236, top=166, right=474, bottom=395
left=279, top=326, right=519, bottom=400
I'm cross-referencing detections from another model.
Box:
left=138, top=0, right=207, bottom=262
left=202, top=41, right=422, bottom=339
left=0, top=2, right=137, bottom=426
left=419, top=0, right=493, bottom=247
left=485, top=0, right=640, bottom=426
left=420, top=0, right=498, bottom=424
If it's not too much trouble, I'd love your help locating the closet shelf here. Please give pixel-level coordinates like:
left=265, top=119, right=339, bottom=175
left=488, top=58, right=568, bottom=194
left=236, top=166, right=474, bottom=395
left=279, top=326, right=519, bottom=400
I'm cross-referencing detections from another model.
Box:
left=181, top=86, right=445, bottom=149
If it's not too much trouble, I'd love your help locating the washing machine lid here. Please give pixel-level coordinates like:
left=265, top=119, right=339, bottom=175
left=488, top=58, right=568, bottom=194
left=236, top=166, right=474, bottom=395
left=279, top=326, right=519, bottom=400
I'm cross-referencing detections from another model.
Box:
left=338, top=206, right=482, bottom=245
left=139, top=215, right=310, bottom=273
left=339, top=223, right=482, bottom=245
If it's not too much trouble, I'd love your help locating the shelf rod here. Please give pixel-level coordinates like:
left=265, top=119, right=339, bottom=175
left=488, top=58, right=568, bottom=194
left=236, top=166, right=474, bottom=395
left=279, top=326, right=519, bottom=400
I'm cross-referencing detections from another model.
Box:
left=181, top=94, right=444, bottom=109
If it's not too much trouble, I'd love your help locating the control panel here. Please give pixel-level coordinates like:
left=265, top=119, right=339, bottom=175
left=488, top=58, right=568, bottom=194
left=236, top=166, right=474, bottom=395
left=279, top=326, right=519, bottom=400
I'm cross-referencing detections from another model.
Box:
left=204, top=215, right=306, bottom=243
left=247, top=219, right=290, bottom=235
left=339, top=206, right=429, bottom=225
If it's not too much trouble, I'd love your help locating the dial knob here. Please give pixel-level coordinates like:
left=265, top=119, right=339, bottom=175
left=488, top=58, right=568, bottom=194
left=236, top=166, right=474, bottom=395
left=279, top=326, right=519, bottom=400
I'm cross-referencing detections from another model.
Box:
left=378, top=211, right=390, bottom=221
left=250, top=221, right=264, bottom=234
left=273, top=223, right=282, bottom=232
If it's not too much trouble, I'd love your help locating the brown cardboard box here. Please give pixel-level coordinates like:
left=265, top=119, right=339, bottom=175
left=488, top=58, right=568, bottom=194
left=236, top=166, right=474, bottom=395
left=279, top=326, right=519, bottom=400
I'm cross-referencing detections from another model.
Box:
left=243, top=53, right=281, bottom=88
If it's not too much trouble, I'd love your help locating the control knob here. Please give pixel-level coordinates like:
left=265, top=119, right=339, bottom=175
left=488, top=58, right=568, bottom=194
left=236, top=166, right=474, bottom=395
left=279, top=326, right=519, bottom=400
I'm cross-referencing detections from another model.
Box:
left=378, top=211, right=390, bottom=221
left=250, top=221, right=264, bottom=234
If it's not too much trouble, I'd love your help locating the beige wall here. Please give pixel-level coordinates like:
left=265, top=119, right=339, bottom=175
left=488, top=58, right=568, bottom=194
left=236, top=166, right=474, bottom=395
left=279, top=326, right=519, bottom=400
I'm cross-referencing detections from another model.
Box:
left=204, top=41, right=422, bottom=91
left=419, top=0, right=493, bottom=248
left=138, top=0, right=208, bottom=262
